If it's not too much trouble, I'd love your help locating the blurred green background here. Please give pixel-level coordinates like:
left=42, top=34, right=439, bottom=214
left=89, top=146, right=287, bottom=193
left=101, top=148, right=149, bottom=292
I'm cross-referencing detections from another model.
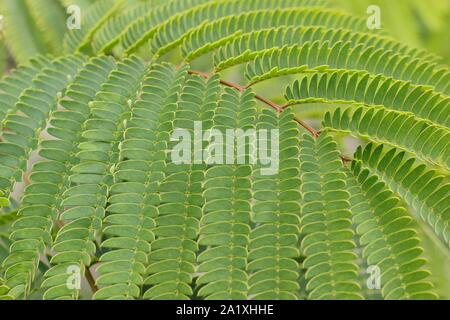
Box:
left=333, top=0, right=450, bottom=66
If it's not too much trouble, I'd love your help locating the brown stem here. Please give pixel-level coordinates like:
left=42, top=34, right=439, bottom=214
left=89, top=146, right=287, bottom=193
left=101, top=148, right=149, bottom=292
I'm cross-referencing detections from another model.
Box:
left=187, top=69, right=353, bottom=162
left=187, top=69, right=319, bottom=137
left=340, top=155, right=353, bottom=163
left=85, top=266, right=98, bottom=294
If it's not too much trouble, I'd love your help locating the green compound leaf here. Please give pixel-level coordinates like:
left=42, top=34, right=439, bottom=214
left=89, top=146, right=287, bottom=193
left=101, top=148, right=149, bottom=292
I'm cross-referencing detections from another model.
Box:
left=0, top=0, right=447, bottom=301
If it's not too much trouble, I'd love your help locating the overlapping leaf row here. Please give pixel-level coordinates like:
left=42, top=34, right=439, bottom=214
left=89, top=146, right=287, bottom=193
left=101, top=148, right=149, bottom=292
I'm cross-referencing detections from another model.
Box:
left=346, top=160, right=437, bottom=299
left=121, top=0, right=328, bottom=56
left=243, top=41, right=450, bottom=94
left=94, top=63, right=188, bottom=300
left=181, top=7, right=374, bottom=62
left=120, top=0, right=214, bottom=54
left=298, top=133, right=361, bottom=299
left=143, top=73, right=220, bottom=300
left=63, top=0, right=439, bottom=92
left=280, top=74, right=449, bottom=170
left=64, top=0, right=126, bottom=54
left=321, top=106, right=449, bottom=170
left=248, top=108, right=301, bottom=299
left=0, top=56, right=113, bottom=299
left=354, top=144, right=450, bottom=248
left=149, top=0, right=360, bottom=58
left=41, top=56, right=147, bottom=300
left=78, top=0, right=436, bottom=84
left=286, top=72, right=449, bottom=127
left=0, top=54, right=86, bottom=199
left=67, top=0, right=342, bottom=57
left=0, top=55, right=54, bottom=208
left=92, top=0, right=169, bottom=53
left=0, top=55, right=53, bottom=124
left=196, top=87, right=256, bottom=299
left=214, top=26, right=435, bottom=72
left=27, top=55, right=117, bottom=300
left=0, top=54, right=89, bottom=298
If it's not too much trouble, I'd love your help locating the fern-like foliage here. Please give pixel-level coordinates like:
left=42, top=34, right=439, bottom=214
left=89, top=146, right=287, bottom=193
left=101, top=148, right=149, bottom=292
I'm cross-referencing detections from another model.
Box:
left=299, top=133, right=362, bottom=300
left=0, top=0, right=448, bottom=300
left=248, top=109, right=301, bottom=299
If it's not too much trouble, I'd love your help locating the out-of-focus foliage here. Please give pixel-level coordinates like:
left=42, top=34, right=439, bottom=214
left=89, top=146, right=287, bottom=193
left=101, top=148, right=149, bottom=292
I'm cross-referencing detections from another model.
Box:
left=0, top=0, right=51, bottom=63
left=0, top=42, right=6, bottom=74
left=333, top=0, right=450, bottom=66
